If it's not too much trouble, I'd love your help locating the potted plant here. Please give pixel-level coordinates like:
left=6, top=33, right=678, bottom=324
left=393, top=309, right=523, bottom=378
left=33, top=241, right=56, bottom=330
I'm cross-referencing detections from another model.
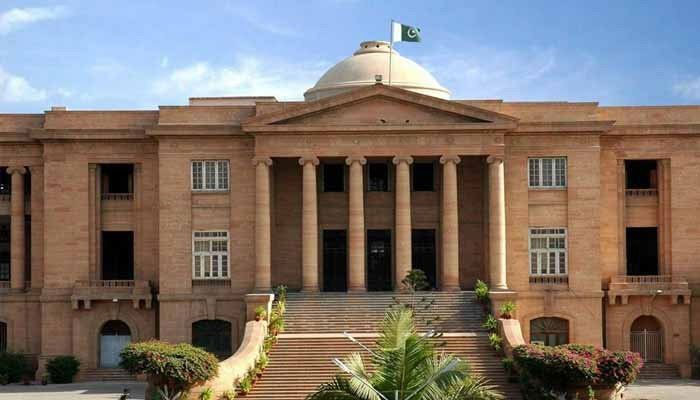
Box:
left=254, top=306, right=267, bottom=321
left=499, top=301, right=516, bottom=319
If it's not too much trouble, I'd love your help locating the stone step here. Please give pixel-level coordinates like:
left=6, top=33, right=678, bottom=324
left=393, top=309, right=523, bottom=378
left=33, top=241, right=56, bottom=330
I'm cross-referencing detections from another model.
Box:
left=638, top=363, right=680, bottom=379
left=81, top=368, right=135, bottom=382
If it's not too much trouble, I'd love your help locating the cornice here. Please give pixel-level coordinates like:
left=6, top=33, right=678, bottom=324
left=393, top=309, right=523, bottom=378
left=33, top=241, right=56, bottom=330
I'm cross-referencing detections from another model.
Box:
left=512, top=121, right=615, bottom=134
left=29, top=128, right=147, bottom=141
left=244, top=122, right=517, bottom=134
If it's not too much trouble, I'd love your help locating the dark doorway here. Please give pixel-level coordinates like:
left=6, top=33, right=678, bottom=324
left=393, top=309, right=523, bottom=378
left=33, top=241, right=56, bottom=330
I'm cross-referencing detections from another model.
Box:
left=626, top=227, right=658, bottom=275
left=367, top=230, right=392, bottom=291
left=323, top=164, right=345, bottom=192
left=625, top=160, right=657, bottom=189
left=412, top=229, right=437, bottom=289
left=102, top=231, right=134, bottom=280
left=412, top=162, right=435, bottom=191
left=323, top=230, right=347, bottom=291
left=101, top=164, right=133, bottom=194
left=192, top=319, right=232, bottom=360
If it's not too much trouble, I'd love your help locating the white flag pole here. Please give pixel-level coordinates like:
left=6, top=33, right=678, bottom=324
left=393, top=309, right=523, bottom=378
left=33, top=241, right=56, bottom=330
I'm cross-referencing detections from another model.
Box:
left=389, top=19, right=393, bottom=86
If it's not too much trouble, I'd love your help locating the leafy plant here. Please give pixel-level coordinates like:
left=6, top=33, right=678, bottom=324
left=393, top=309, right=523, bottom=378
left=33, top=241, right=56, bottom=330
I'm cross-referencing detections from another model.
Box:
left=401, top=268, right=431, bottom=292
left=237, top=374, right=252, bottom=394
left=254, top=306, right=267, bottom=321
left=489, top=333, right=503, bottom=352
left=46, top=355, right=80, bottom=384
left=199, top=387, right=213, bottom=400
left=501, top=357, right=514, bottom=374
left=0, top=351, right=31, bottom=384
left=474, top=279, right=490, bottom=303
left=307, top=306, right=503, bottom=400
left=498, top=301, right=516, bottom=319
left=691, top=344, right=700, bottom=379
left=221, top=389, right=236, bottom=399
left=120, top=341, right=218, bottom=395
left=482, top=314, right=498, bottom=332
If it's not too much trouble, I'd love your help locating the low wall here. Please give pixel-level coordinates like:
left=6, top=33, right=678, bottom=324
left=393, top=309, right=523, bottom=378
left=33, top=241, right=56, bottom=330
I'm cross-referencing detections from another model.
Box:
left=498, top=318, right=525, bottom=358
left=188, top=320, right=268, bottom=398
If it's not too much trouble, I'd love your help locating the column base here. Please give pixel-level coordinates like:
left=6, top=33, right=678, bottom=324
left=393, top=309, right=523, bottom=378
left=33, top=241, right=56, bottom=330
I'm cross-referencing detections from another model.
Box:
left=301, top=286, right=320, bottom=293
left=253, top=286, right=273, bottom=293
left=347, top=287, right=367, bottom=293
left=441, top=285, right=461, bottom=292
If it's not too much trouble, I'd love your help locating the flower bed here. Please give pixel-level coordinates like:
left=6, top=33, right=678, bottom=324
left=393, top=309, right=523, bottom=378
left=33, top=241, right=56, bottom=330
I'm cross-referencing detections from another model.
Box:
left=513, top=344, right=643, bottom=399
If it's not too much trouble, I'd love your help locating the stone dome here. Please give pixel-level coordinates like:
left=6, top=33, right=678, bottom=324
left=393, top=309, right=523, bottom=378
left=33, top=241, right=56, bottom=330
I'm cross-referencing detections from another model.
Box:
left=304, top=41, right=450, bottom=101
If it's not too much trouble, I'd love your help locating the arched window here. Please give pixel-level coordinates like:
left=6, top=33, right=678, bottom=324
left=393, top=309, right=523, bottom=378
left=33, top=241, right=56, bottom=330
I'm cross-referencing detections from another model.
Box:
left=192, top=319, right=232, bottom=360
left=530, top=317, right=569, bottom=346
left=0, top=321, right=7, bottom=352
left=100, top=320, right=131, bottom=336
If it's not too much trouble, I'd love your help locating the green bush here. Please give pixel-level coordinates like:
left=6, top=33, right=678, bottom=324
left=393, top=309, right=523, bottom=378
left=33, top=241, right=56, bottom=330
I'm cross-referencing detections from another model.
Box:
left=498, top=301, right=516, bottom=319
left=489, top=333, right=503, bottom=352
left=474, top=279, right=489, bottom=303
left=237, top=374, right=252, bottom=394
left=120, top=341, right=218, bottom=394
left=221, top=389, right=236, bottom=399
left=46, top=355, right=80, bottom=384
left=0, top=351, right=30, bottom=383
left=199, top=387, right=213, bottom=400
left=482, top=314, right=498, bottom=332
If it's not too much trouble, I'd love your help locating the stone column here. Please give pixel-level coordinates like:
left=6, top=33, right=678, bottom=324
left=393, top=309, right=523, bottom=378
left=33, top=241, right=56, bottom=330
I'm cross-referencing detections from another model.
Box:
left=440, top=155, right=460, bottom=291
left=253, top=157, right=273, bottom=292
left=8, top=166, right=26, bottom=291
left=346, top=156, right=366, bottom=292
left=393, top=156, right=413, bottom=289
left=487, top=155, right=507, bottom=289
left=299, top=156, right=319, bottom=292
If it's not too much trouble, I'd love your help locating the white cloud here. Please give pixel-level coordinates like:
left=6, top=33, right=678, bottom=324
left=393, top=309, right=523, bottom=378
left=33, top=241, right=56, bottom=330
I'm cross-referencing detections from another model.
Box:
left=152, top=57, right=329, bottom=100
left=673, top=77, right=700, bottom=100
left=0, top=66, right=47, bottom=102
left=0, top=6, right=68, bottom=35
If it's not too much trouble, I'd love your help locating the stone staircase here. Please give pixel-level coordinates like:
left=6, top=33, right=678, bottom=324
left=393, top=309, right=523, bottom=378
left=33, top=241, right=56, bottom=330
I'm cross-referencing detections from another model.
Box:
left=244, top=291, right=520, bottom=399
left=81, top=368, right=135, bottom=382
left=638, top=363, right=680, bottom=379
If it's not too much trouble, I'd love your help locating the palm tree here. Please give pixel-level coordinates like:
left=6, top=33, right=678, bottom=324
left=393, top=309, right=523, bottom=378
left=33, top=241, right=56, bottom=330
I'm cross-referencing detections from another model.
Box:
left=307, top=307, right=502, bottom=400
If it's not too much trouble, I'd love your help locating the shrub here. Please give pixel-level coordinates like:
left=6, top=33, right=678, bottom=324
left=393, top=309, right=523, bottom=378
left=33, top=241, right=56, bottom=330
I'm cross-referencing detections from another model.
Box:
left=254, top=306, right=267, bottom=321
left=199, top=387, right=213, bottom=400
left=513, top=344, right=643, bottom=396
left=474, top=279, right=489, bottom=303
left=221, top=389, right=236, bottom=399
left=120, top=341, right=218, bottom=395
left=237, top=374, right=252, bottom=394
left=482, top=314, right=498, bottom=332
left=0, top=351, right=30, bottom=383
left=46, top=355, right=80, bottom=384
left=489, top=333, right=503, bottom=352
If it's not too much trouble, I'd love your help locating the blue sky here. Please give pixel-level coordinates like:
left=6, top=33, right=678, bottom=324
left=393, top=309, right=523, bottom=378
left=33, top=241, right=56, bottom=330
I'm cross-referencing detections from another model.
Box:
left=1, top=1, right=700, bottom=112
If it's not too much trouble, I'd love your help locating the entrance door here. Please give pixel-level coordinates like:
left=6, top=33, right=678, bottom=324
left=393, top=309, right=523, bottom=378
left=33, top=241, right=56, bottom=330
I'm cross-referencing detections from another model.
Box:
left=626, top=227, right=658, bottom=275
left=323, top=230, right=347, bottom=291
left=102, top=231, right=134, bottom=280
left=412, top=229, right=437, bottom=289
left=630, top=316, right=664, bottom=362
left=100, top=320, right=131, bottom=368
left=367, top=230, right=392, bottom=291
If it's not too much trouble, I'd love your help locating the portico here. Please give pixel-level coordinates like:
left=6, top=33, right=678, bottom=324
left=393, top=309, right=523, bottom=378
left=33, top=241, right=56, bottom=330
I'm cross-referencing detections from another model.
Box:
left=244, top=84, right=514, bottom=292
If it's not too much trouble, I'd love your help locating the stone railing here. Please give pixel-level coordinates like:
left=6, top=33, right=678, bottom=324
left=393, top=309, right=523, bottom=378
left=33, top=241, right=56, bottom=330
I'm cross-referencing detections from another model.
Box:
left=192, top=279, right=231, bottom=288
left=497, top=318, right=526, bottom=358
left=625, top=188, right=658, bottom=197
left=608, top=275, right=690, bottom=305
left=71, top=279, right=152, bottom=310
left=529, top=275, right=569, bottom=286
left=101, top=193, right=133, bottom=201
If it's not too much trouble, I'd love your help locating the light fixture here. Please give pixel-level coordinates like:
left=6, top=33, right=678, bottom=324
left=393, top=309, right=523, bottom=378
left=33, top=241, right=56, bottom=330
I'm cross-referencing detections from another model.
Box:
left=375, top=74, right=383, bottom=83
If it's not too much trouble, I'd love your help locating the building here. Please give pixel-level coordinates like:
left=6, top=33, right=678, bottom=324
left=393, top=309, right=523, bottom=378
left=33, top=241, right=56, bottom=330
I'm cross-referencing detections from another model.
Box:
left=0, top=40, right=698, bottom=379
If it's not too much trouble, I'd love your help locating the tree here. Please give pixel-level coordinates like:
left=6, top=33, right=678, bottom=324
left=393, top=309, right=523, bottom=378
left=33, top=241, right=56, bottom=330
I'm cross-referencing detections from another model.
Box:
left=307, top=307, right=502, bottom=400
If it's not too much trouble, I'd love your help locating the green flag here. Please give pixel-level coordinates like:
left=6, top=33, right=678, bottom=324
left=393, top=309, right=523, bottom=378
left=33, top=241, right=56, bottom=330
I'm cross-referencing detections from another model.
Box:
left=391, top=21, right=421, bottom=43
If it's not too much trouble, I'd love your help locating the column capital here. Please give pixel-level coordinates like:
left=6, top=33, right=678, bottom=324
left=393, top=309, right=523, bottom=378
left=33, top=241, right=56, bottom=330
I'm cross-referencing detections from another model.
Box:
left=345, top=156, right=367, bottom=166
left=252, top=156, right=273, bottom=167
left=486, top=155, right=504, bottom=164
left=298, top=156, right=320, bottom=166
left=439, top=155, right=461, bottom=165
left=6, top=166, right=26, bottom=175
left=392, top=156, right=414, bottom=165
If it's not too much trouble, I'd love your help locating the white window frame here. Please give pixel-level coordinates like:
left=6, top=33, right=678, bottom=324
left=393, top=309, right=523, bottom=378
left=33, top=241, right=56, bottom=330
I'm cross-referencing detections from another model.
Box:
left=528, top=157, right=567, bottom=189
left=192, top=231, right=230, bottom=279
left=528, top=228, right=568, bottom=276
left=191, top=160, right=229, bottom=191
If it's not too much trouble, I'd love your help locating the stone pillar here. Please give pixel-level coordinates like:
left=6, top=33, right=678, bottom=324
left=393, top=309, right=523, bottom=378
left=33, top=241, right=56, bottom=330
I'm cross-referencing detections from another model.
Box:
left=299, top=156, right=320, bottom=292
left=29, top=165, right=43, bottom=289
left=440, top=155, right=460, bottom=291
left=487, top=155, right=507, bottom=289
left=346, top=156, right=366, bottom=292
left=393, top=156, right=413, bottom=289
left=253, top=157, right=273, bottom=292
left=8, top=166, right=26, bottom=291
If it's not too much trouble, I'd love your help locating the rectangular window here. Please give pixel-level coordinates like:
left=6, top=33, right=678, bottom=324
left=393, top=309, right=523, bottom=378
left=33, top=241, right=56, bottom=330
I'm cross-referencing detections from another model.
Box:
left=368, top=163, right=389, bottom=192
left=528, top=157, right=566, bottom=188
left=192, top=160, right=229, bottom=191
left=323, top=164, right=345, bottom=192
left=192, top=231, right=229, bottom=279
left=412, top=162, right=434, bottom=191
left=529, top=228, right=567, bottom=276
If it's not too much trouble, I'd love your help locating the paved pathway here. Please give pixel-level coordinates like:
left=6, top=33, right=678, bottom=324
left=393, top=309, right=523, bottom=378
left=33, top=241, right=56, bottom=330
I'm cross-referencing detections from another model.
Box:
left=625, top=379, right=700, bottom=400
left=0, top=381, right=146, bottom=399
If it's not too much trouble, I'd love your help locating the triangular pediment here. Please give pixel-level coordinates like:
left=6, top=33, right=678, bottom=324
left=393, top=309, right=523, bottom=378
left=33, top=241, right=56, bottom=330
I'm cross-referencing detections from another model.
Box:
left=243, top=84, right=518, bottom=132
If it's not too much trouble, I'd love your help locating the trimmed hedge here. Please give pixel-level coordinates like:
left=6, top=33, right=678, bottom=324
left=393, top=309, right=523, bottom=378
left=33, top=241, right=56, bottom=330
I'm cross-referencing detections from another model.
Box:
left=120, top=341, right=218, bottom=394
left=0, top=352, right=31, bottom=383
left=46, top=355, right=80, bottom=384
left=513, top=344, right=643, bottom=396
